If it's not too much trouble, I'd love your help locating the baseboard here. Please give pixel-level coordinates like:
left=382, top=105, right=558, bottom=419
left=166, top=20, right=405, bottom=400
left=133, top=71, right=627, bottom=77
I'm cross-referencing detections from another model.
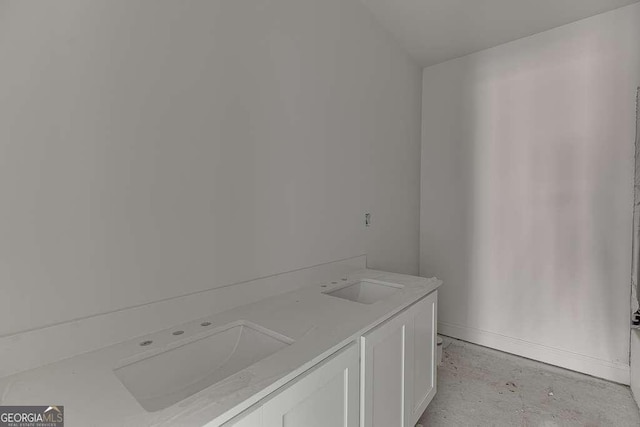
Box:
left=439, top=321, right=630, bottom=385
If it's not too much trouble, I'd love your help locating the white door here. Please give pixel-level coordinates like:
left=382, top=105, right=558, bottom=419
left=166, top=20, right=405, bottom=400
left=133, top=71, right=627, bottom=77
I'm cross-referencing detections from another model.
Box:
left=262, top=342, right=360, bottom=427
left=361, top=309, right=411, bottom=427
left=406, top=291, right=438, bottom=426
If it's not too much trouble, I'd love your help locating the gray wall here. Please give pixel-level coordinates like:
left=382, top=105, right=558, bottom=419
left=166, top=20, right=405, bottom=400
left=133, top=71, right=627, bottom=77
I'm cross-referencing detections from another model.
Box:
left=0, top=0, right=422, bottom=336
left=420, top=3, right=640, bottom=382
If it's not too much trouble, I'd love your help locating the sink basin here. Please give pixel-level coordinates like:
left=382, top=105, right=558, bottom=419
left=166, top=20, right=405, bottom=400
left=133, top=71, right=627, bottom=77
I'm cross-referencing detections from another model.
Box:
left=114, top=321, right=293, bottom=412
left=324, top=279, right=403, bottom=304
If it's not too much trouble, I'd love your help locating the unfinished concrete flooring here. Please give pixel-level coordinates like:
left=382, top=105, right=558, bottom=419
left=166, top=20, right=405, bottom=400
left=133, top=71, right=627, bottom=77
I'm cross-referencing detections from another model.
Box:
left=420, top=338, right=640, bottom=427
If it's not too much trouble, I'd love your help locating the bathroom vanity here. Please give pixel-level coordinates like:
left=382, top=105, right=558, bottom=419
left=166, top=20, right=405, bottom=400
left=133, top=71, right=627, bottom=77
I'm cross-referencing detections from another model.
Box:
left=227, top=287, right=438, bottom=427
left=0, top=270, right=441, bottom=427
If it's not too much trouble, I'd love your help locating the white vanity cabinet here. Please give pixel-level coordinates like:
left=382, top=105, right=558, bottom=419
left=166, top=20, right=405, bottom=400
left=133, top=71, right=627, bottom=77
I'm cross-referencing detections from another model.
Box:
left=225, top=290, right=438, bottom=427
left=224, top=342, right=360, bottom=427
left=361, top=290, right=438, bottom=427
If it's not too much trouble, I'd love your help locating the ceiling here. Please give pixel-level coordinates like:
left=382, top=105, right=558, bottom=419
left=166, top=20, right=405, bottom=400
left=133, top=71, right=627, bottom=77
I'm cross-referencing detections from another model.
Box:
left=360, top=0, right=640, bottom=66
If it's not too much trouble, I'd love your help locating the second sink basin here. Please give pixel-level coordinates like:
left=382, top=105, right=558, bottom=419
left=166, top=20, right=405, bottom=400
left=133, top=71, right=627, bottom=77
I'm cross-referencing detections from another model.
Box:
left=324, top=279, right=403, bottom=304
left=114, top=321, right=294, bottom=412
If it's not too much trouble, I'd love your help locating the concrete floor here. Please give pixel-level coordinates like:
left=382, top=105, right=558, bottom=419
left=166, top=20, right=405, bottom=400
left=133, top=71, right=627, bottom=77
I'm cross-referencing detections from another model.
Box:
left=419, top=338, right=640, bottom=427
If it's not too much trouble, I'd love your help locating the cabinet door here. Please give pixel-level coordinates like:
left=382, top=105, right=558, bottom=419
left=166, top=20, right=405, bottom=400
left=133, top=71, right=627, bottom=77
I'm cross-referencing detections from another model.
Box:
left=361, top=309, right=411, bottom=427
left=262, top=342, right=359, bottom=427
left=406, top=291, right=438, bottom=426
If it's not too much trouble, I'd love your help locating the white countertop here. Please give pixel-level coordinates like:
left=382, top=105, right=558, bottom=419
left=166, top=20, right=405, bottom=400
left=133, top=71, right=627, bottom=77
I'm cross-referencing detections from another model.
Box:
left=0, top=270, right=441, bottom=426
